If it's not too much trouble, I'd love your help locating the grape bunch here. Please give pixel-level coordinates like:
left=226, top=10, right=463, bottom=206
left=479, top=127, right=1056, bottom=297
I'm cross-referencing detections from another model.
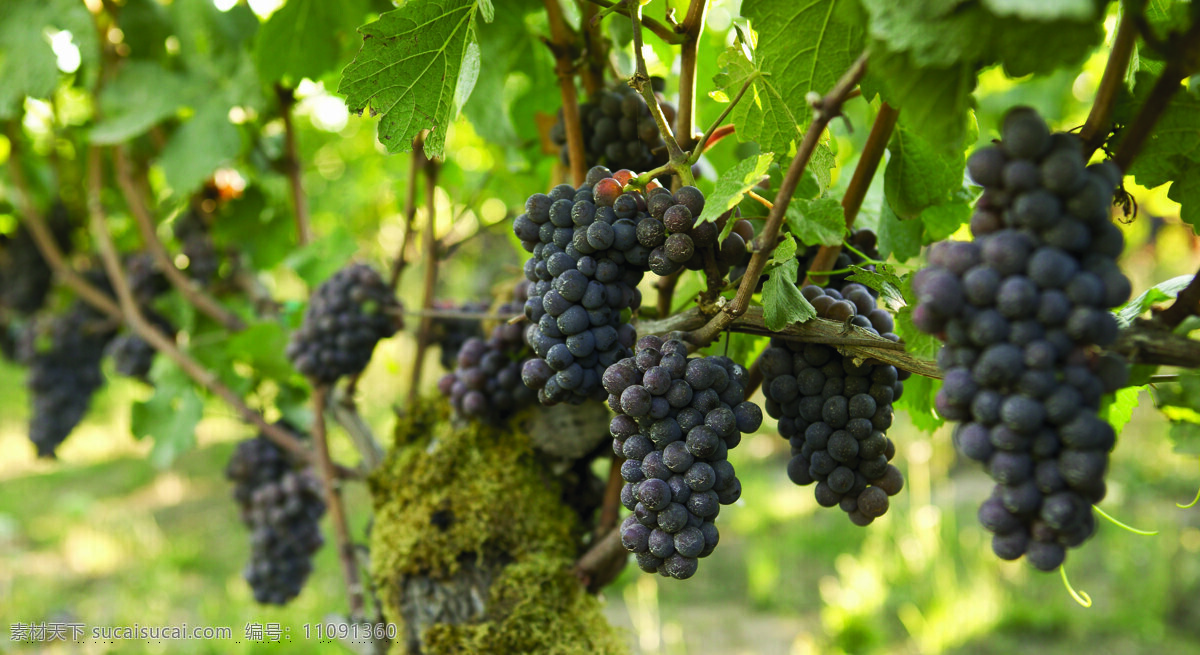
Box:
left=438, top=282, right=538, bottom=420
left=0, top=203, right=73, bottom=314
left=550, top=83, right=674, bottom=173
left=760, top=283, right=906, bottom=525
left=431, top=299, right=490, bottom=369
left=106, top=310, right=176, bottom=380
left=286, top=263, right=401, bottom=384
left=24, top=301, right=116, bottom=457
left=609, top=337, right=763, bottom=579
left=225, top=432, right=326, bottom=605
left=913, top=107, right=1131, bottom=570
left=173, top=209, right=219, bottom=284
left=514, top=166, right=751, bottom=405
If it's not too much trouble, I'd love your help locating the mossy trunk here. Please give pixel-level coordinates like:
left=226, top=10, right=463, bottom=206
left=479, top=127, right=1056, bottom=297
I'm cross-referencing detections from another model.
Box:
left=368, top=402, right=625, bottom=655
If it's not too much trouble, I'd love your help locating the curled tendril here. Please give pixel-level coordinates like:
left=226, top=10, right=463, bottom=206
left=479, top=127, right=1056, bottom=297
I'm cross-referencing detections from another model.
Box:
left=1060, top=565, right=1092, bottom=608
left=1094, top=506, right=1159, bottom=536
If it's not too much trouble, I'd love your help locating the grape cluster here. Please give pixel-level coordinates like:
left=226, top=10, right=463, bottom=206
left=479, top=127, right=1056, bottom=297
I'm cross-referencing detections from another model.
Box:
left=24, top=301, right=116, bottom=457
left=610, top=337, right=763, bottom=579
left=0, top=203, right=73, bottom=314
left=760, top=283, right=906, bottom=525
left=550, top=84, right=674, bottom=173
left=225, top=432, right=326, bottom=605
left=438, top=282, right=538, bottom=420
left=515, top=166, right=752, bottom=406
left=286, top=263, right=401, bottom=384
left=431, top=299, right=490, bottom=369
left=106, top=311, right=176, bottom=380
left=913, top=107, right=1131, bottom=570
left=174, top=209, right=219, bottom=284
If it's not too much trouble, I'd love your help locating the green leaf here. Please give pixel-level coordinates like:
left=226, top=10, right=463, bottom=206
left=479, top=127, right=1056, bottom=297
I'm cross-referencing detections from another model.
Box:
left=117, top=0, right=174, bottom=60
left=1168, top=420, right=1200, bottom=455
left=864, top=50, right=977, bottom=153
left=875, top=201, right=923, bottom=262
left=283, top=225, right=358, bottom=287
left=784, top=196, right=846, bottom=247
left=898, top=373, right=943, bottom=433
left=475, top=0, right=494, bottom=22
left=884, top=124, right=966, bottom=218
left=461, top=0, right=546, bottom=146
left=732, top=0, right=864, bottom=154
left=338, top=0, right=481, bottom=158
left=918, top=200, right=971, bottom=241
left=131, top=361, right=204, bottom=468
left=762, top=235, right=816, bottom=331
left=158, top=98, right=243, bottom=196
left=697, top=153, right=774, bottom=236
left=895, top=271, right=941, bottom=359
left=1100, top=386, right=1144, bottom=434
left=255, top=0, right=367, bottom=85
left=227, top=322, right=296, bottom=380
left=91, top=62, right=190, bottom=144
left=847, top=264, right=905, bottom=309
left=0, top=0, right=99, bottom=117
left=1115, top=274, right=1193, bottom=328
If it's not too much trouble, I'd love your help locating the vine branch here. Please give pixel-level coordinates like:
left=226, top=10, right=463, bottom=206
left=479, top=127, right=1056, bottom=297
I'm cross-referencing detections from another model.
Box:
left=675, top=0, right=709, bottom=161
left=629, top=2, right=694, bottom=185
left=686, top=53, right=870, bottom=346
left=805, top=102, right=898, bottom=286
left=277, top=85, right=312, bottom=247
left=312, top=385, right=367, bottom=621
left=545, top=0, right=588, bottom=185
left=1080, top=11, right=1137, bottom=156
left=113, top=146, right=246, bottom=331
left=584, top=0, right=685, bottom=43
left=389, top=134, right=426, bottom=290
left=407, top=155, right=442, bottom=406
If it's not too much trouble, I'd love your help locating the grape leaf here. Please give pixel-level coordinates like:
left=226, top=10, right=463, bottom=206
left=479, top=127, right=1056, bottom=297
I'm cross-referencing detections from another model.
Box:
left=919, top=200, right=972, bottom=241
left=91, top=62, right=189, bottom=144
left=847, top=264, right=905, bottom=309
left=762, top=234, right=817, bottom=331
left=117, top=0, right=174, bottom=60
left=227, top=322, right=295, bottom=381
left=875, top=201, right=923, bottom=262
left=461, top=0, right=546, bottom=146
left=899, top=373, right=943, bottom=433
left=733, top=0, right=865, bottom=153
left=131, top=361, right=204, bottom=468
left=158, top=98, right=242, bottom=196
left=784, top=197, right=846, bottom=247
left=1100, top=386, right=1144, bottom=433
left=338, top=0, right=483, bottom=158
left=697, top=153, right=774, bottom=237
left=884, top=123, right=966, bottom=218
left=1115, top=274, right=1193, bottom=328
left=863, top=50, right=977, bottom=152
left=255, top=0, right=367, bottom=85
left=0, top=0, right=100, bottom=117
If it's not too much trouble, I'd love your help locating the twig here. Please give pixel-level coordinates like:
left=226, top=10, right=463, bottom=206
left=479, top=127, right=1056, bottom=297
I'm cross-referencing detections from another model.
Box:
left=689, top=74, right=753, bottom=166
left=628, top=3, right=694, bottom=185
left=79, top=146, right=349, bottom=474
left=583, top=0, right=685, bottom=43
left=389, top=134, right=426, bottom=289
left=745, top=190, right=773, bottom=210
left=573, top=527, right=626, bottom=592
left=594, top=456, right=624, bottom=542
left=407, top=156, right=442, bottom=406
left=1157, top=264, right=1200, bottom=328
left=113, top=146, right=246, bottom=331
left=1080, top=12, right=1137, bottom=156
left=805, top=102, right=898, bottom=286
left=702, top=124, right=737, bottom=153
left=328, top=385, right=386, bottom=473
left=312, top=385, right=368, bottom=621
left=656, top=269, right=683, bottom=317
left=687, top=53, right=870, bottom=346
left=277, top=85, right=312, bottom=246
left=642, top=305, right=942, bottom=378
left=545, top=0, right=588, bottom=185
left=674, top=0, right=709, bottom=160
left=1111, top=319, right=1200, bottom=368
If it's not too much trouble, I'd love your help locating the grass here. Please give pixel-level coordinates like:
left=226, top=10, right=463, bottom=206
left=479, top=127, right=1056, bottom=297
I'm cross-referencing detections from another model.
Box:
left=3, top=354, right=1200, bottom=654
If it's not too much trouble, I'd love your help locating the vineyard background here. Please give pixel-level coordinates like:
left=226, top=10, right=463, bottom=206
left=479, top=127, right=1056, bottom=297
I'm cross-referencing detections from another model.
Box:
left=3, top=0, right=1200, bottom=653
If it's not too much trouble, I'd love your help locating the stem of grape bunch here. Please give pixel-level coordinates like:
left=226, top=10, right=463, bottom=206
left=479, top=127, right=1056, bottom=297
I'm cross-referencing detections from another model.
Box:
left=628, top=2, right=695, bottom=186
left=687, top=53, right=871, bottom=347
